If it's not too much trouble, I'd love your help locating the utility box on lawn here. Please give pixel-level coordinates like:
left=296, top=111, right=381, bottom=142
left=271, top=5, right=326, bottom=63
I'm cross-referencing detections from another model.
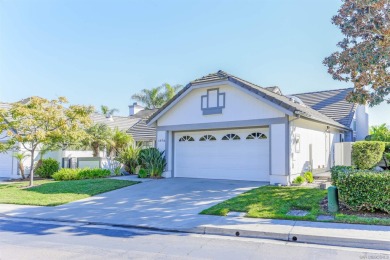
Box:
left=328, top=186, right=339, bottom=213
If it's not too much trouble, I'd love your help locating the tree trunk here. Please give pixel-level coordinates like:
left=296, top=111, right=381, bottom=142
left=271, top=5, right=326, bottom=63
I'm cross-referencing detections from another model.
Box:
left=29, top=150, right=35, bottom=187
left=19, top=162, right=25, bottom=179
left=92, top=144, right=99, bottom=157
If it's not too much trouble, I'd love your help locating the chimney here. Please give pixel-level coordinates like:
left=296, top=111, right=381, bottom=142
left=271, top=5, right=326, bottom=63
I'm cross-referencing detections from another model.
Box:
left=129, top=102, right=144, bottom=116
left=106, top=114, right=114, bottom=121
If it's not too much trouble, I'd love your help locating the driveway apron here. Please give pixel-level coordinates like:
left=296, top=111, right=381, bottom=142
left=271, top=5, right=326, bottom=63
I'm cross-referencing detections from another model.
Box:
left=2, top=178, right=266, bottom=230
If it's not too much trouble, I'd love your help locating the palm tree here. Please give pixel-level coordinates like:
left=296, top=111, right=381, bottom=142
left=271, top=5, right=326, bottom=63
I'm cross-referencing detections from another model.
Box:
left=12, top=152, right=28, bottom=179
left=162, top=83, right=182, bottom=101
left=100, top=105, right=119, bottom=117
left=367, top=124, right=390, bottom=141
left=131, top=84, right=182, bottom=109
left=131, top=87, right=165, bottom=109
left=107, top=128, right=133, bottom=157
left=84, top=123, right=113, bottom=157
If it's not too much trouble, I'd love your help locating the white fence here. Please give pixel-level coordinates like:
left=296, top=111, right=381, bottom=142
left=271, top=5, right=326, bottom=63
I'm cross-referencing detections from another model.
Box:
left=334, top=142, right=353, bottom=166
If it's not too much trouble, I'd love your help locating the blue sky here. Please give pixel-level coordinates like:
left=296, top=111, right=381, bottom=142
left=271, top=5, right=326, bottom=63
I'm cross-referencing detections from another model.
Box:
left=0, top=0, right=389, bottom=126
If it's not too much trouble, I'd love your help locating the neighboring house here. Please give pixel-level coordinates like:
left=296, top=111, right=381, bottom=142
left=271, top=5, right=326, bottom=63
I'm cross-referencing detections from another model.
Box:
left=293, top=88, right=369, bottom=142
left=148, top=70, right=369, bottom=185
left=127, top=104, right=158, bottom=147
left=0, top=102, right=18, bottom=179
left=0, top=100, right=157, bottom=178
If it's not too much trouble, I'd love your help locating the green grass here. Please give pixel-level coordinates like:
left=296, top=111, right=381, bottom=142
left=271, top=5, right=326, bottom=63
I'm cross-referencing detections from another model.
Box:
left=201, top=186, right=327, bottom=221
left=0, top=179, right=138, bottom=206
left=201, top=186, right=390, bottom=225
left=334, top=214, right=390, bottom=226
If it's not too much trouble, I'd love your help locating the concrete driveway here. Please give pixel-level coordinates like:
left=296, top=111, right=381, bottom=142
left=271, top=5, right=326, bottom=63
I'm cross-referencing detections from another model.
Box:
left=4, top=178, right=266, bottom=230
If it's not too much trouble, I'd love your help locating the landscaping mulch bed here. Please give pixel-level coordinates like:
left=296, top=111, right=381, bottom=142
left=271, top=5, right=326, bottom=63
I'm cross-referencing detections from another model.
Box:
left=320, top=197, right=389, bottom=219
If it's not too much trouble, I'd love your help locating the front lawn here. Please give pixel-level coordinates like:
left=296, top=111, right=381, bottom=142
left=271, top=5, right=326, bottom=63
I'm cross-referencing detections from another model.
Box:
left=201, top=186, right=390, bottom=225
left=0, top=179, right=138, bottom=206
left=201, top=186, right=326, bottom=221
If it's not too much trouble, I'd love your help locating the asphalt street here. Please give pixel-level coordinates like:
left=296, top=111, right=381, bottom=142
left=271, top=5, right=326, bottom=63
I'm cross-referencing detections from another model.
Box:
left=0, top=217, right=389, bottom=260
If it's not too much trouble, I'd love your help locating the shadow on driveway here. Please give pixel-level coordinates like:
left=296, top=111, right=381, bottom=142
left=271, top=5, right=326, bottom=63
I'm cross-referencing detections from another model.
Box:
left=1, top=178, right=266, bottom=230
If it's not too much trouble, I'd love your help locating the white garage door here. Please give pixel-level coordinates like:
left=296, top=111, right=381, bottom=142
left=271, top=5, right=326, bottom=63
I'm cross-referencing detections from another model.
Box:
left=174, top=128, right=269, bottom=181
left=0, top=151, right=15, bottom=178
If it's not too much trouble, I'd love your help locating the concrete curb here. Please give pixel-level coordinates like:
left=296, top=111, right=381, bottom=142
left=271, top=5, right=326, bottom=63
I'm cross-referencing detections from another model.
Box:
left=287, top=232, right=390, bottom=251
left=202, top=226, right=289, bottom=241
left=198, top=224, right=390, bottom=251
left=1, top=213, right=389, bottom=251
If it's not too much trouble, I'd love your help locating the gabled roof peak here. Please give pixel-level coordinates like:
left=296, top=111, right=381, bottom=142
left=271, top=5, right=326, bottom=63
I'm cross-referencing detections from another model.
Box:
left=148, top=71, right=350, bottom=130
left=191, top=70, right=230, bottom=84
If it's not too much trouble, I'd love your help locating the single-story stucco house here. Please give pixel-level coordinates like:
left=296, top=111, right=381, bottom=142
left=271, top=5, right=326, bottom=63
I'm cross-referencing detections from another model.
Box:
left=0, top=100, right=157, bottom=178
left=148, top=71, right=369, bottom=185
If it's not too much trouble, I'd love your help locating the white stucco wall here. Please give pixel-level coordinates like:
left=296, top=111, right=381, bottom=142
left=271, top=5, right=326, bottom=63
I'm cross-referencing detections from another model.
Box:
left=155, top=83, right=289, bottom=182
left=354, top=105, right=369, bottom=141
left=0, top=150, right=18, bottom=178
left=270, top=123, right=288, bottom=185
left=290, top=119, right=342, bottom=178
left=157, top=83, right=285, bottom=127
left=0, top=130, right=18, bottom=178
left=156, top=131, right=166, bottom=152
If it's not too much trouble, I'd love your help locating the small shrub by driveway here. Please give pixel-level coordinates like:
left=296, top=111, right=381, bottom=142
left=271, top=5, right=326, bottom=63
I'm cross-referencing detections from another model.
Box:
left=0, top=179, right=138, bottom=206
left=35, top=158, right=60, bottom=178
left=52, top=168, right=111, bottom=181
left=201, top=186, right=390, bottom=225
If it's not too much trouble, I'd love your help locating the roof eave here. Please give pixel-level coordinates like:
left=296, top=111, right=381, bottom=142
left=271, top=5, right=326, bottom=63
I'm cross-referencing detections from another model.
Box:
left=294, top=111, right=350, bottom=131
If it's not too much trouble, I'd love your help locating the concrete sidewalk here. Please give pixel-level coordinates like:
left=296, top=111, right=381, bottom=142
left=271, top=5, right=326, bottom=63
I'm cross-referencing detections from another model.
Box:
left=1, top=203, right=389, bottom=251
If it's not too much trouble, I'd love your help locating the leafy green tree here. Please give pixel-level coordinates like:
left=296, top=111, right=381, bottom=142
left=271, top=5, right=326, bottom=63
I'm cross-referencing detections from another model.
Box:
left=84, top=123, right=113, bottom=157
left=0, top=97, right=94, bottom=186
left=366, top=123, right=390, bottom=141
left=324, top=0, right=390, bottom=106
left=100, top=105, right=119, bottom=117
left=131, top=83, right=182, bottom=109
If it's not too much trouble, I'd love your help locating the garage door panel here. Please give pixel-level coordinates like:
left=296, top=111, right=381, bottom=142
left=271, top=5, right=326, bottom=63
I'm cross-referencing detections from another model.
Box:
left=175, top=128, right=269, bottom=181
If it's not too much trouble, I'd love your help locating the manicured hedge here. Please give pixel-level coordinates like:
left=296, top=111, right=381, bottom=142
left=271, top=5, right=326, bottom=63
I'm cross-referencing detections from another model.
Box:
left=331, top=166, right=390, bottom=213
left=52, top=168, right=111, bottom=181
left=384, top=142, right=390, bottom=153
left=384, top=142, right=390, bottom=162
left=352, top=141, right=385, bottom=169
left=35, top=158, right=60, bottom=178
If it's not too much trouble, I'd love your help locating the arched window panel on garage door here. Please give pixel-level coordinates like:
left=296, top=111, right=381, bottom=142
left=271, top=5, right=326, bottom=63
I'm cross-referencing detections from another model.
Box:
left=222, top=134, right=241, bottom=140
left=179, top=136, right=195, bottom=142
left=199, top=135, right=217, bottom=141
left=246, top=132, right=267, bottom=140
